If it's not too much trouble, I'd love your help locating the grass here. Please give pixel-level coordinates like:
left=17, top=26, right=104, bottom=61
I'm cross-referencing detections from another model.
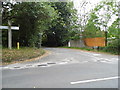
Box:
left=62, top=46, right=95, bottom=51
left=2, top=47, right=45, bottom=63
left=62, top=46, right=119, bottom=55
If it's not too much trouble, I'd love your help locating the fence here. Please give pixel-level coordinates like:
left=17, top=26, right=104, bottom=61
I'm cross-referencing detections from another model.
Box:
left=84, top=37, right=105, bottom=47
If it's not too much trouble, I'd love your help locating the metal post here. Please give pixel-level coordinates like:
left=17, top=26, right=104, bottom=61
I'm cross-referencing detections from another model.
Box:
left=8, top=20, right=12, bottom=49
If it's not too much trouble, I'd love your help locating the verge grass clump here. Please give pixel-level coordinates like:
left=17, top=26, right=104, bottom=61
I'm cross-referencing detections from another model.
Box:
left=2, top=47, right=45, bottom=63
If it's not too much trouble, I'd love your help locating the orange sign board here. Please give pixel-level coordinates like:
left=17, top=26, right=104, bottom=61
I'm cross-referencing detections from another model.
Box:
left=84, top=37, right=105, bottom=47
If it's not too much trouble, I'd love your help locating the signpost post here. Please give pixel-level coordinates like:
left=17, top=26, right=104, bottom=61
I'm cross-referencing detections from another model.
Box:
left=0, top=21, right=19, bottom=49
left=8, top=20, right=12, bottom=49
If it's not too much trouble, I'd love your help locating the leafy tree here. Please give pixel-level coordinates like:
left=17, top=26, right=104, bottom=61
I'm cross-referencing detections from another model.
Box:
left=2, top=2, right=57, bottom=47
left=42, top=2, right=78, bottom=46
left=91, top=1, right=118, bottom=38
left=83, top=0, right=119, bottom=39
left=108, top=18, right=119, bottom=39
left=83, top=12, right=104, bottom=38
left=2, top=1, right=78, bottom=47
left=89, top=0, right=119, bottom=54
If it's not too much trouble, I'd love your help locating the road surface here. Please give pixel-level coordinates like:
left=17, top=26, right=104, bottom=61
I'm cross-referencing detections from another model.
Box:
left=1, top=48, right=119, bottom=88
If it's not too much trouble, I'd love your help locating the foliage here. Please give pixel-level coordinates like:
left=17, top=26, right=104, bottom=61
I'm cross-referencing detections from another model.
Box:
left=87, top=1, right=119, bottom=54
left=42, top=2, right=78, bottom=46
left=80, top=1, right=119, bottom=55
left=2, top=2, right=78, bottom=47
left=82, top=1, right=118, bottom=39
left=99, top=39, right=120, bottom=55
left=83, top=12, right=104, bottom=38
left=91, top=1, right=118, bottom=38
left=69, top=30, right=80, bottom=40
left=2, top=2, right=58, bottom=47
left=108, top=18, right=119, bottom=39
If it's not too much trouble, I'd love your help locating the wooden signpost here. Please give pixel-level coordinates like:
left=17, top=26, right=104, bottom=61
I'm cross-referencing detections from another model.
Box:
left=0, top=20, right=19, bottom=49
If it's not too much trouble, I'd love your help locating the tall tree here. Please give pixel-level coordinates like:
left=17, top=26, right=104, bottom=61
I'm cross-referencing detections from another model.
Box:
left=42, top=2, right=78, bottom=46
left=83, top=12, right=104, bottom=38
left=91, top=0, right=118, bottom=38
left=83, top=0, right=119, bottom=39
left=2, top=2, right=57, bottom=47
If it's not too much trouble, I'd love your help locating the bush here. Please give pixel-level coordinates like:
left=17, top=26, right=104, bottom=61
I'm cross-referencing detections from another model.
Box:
left=99, top=39, right=120, bottom=55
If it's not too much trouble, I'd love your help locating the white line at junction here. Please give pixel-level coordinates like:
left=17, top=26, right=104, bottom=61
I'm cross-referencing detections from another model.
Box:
left=70, top=76, right=119, bottom=85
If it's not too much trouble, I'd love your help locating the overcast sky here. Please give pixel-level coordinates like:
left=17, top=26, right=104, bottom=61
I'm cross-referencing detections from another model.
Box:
left=73, top=0, right=102, bottom=8
left=73, top=0, right=103, bottom=14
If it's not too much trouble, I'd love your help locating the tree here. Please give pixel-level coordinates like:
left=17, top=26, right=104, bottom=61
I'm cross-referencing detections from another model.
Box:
left=83, top=12, right=104, bottom=38
left=91, top=0, right=118, bottom=38
left=108, top=18, right=119, bottom=39
left=42, top=2, right=78, bottom=46
left=2, top=2, right=57, bottom=47
left=2, top=1, right=78, bottom=47
left=83, top=0, right=119, bottom=39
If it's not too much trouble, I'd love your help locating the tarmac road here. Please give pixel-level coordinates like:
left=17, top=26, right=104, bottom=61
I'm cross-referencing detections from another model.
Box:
left=1, top=48, right=119, bottom=88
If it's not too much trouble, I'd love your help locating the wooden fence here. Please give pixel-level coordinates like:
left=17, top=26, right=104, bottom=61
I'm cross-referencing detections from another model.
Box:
left=84, top=37, right=105, bottom=47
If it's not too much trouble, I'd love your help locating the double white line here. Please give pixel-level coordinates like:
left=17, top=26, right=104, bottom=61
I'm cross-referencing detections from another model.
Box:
left=70, top=76, right=119, bottom=85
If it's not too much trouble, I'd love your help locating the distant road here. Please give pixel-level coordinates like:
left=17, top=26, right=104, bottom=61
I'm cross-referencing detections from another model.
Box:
left=2, top=48, right=118, bottom=88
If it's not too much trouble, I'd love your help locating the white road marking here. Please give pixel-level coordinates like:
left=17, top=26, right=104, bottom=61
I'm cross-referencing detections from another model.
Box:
left=58, top=62, right=68, bottom=64
left=79, top=51, right=118, bottom=64
left=101, top=60, right=108, bottom=62
left=92, top=54, right=101, bottom=56
left=70, top=76, right=119, bottom=85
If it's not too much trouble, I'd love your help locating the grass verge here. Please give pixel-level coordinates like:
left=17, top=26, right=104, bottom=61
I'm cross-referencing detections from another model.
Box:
left=62, top=46, right=119, bottom=55
left=2, top=47, right=45, bottom=64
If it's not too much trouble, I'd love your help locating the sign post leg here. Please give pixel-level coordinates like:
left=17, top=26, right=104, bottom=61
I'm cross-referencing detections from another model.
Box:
left=8, top=20, right=12, bottom=49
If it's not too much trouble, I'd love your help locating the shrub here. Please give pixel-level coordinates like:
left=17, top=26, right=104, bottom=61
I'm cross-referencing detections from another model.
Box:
left=99, top=39, right=120, bottom=55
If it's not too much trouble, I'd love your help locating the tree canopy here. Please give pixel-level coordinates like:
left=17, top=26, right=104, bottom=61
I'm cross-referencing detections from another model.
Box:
left=2, top=1, right=119, bottom=48
left=2, top=2, right=78, bottom=47
left=82, top=0, right=119, bottom=39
